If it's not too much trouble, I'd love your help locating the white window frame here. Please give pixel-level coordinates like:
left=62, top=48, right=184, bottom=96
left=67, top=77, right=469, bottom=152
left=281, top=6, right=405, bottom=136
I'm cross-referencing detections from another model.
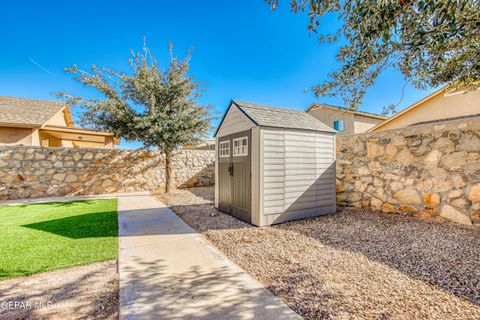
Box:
left=233, top=136, right=248, bottom=156
left=219, top=141, right=230, bottom=158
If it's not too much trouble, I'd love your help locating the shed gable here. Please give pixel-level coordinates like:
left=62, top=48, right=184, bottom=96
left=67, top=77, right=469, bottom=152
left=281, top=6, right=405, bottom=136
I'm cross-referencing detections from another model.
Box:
left=216, top=103, right=256, bottom=137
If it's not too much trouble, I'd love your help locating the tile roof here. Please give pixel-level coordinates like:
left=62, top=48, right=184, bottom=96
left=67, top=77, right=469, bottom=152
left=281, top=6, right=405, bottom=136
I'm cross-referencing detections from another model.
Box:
left=0, top=96, right=66, bottom=127
left=233, top=100, right=336, bottom=133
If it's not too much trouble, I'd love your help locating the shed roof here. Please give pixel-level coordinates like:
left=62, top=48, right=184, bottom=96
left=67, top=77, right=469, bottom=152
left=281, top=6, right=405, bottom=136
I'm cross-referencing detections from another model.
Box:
left=230, top=100, right=336, bottom=133
left=0, top=96, right=66, bottom=127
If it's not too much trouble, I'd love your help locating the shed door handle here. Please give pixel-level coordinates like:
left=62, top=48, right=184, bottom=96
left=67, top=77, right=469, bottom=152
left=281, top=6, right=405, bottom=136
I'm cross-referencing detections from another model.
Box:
left=229, top=163, right=234, bottom=176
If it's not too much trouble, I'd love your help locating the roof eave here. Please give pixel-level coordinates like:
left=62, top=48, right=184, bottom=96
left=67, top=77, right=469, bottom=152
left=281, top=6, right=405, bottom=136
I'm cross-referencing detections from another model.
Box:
left=41, top=125, right=115, bottom=136
left=369, top=86, right=446, bottom=132
left=0, top=122, right=42, bottom=129
left=259, top=125, right=338, bottom=134
left=258, top=125, right=336, bottom=134
left=307, top=103, right=386, bottom=120
left=213, top=101, right=234, bottom=138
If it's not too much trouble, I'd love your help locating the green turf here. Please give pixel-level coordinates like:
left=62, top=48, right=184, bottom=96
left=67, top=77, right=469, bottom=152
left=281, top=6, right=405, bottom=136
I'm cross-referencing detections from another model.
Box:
left=0, top=199, right=118, bottom=280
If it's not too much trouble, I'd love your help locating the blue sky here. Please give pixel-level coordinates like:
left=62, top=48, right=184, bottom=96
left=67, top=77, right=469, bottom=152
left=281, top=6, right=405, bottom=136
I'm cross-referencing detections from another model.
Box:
left=0, top=1, right=437, bottom=149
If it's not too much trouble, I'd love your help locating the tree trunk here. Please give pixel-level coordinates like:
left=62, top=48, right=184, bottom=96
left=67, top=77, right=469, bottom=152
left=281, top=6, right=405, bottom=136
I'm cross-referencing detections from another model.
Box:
left=164, top=151, right=172, bottom=193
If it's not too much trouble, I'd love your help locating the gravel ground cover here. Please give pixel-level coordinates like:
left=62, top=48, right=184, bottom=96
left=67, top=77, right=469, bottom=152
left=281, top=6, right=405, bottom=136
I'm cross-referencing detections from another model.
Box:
left=157, top=187, right=480, bottom=320
left=0, top=261, right=118, bottom=320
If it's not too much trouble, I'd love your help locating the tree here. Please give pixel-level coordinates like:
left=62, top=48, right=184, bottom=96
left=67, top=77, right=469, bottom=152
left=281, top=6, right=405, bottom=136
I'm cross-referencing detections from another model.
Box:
left=59, top=42, right=213, bottom=192
left=267, top=0, right=480, bottom=110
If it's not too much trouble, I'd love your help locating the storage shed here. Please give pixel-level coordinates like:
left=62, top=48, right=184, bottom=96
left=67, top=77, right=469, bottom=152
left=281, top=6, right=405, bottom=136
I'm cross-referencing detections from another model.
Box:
left=214, top=100, right=337, bottom=226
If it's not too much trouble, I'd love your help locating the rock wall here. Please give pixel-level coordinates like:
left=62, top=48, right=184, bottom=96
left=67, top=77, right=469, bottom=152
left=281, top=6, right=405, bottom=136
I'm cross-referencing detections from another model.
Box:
left=0, top=146, right=215, bottom=200
left=336, top=117, right=480, bottom=226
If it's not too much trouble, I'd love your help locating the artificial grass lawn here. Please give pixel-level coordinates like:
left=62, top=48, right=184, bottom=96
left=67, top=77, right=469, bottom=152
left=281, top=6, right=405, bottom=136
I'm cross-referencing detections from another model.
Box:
left=0, top=199, right=118, bottom=280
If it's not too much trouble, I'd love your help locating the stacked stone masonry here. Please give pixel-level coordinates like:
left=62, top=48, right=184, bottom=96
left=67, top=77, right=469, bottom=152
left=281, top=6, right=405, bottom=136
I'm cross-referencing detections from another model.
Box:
left=3, top=118, right=480, bottom=227
left=336, top=117, right=480, bottom=226
left=0, top=146, right=215, bottom=200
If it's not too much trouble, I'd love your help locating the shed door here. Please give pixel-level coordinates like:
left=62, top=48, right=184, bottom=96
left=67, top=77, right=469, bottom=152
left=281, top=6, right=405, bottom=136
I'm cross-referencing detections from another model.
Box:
left=217, top=130, right=251, bottom=223
left=218, top=137, right=232, bottom=214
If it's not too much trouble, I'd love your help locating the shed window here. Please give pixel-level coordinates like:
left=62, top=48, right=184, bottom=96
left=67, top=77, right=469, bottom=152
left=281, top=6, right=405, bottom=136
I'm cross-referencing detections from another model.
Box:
left=333, top=120, right=344, bottom=132
left=219, top=141, right=230, bottom=157
left=233, top=137, right=248, bottom=156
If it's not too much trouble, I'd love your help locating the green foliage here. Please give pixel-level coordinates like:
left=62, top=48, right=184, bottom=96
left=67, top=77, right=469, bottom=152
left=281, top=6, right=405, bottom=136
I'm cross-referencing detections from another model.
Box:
left=267, top=0, right=480, bottom=109
left=0, top=199, right=117, bottom=280
left=59, top=41, right=213, bottom=153
left=59, top=41, right=214, bottom=192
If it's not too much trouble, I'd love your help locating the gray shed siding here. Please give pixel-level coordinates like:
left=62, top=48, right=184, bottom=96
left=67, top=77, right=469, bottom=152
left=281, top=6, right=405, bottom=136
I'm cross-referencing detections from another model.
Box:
left=216, top=104, right=255, bottom=137
left=260, top=128, right=336, bottom=226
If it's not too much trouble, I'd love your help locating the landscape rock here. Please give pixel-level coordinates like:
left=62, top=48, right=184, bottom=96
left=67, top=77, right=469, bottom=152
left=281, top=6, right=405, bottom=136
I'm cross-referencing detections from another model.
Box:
left=337, top=118, right=480, bottom=225
left=367, top=141, right=384, bottom=158
left=370, top=197, right=383, bottom=210
left=452, top=174, right=466, bottom=189
left=393, top=188, right=421, bottom=204
left=53, top=173, right=66, bottom=182
left=448, top=190, right=463, bottom=199
left=0, top=146, right=215, bottom=200
left=395, top=148, right=414, bottom=166
left=424, top=150, right=441, bottom=165
left=399, top=204, right=417, bottom=214
left=385, top=145, right=397, bottom=157
left=423, top=193, right=441, bottom=207
left=381, top=203, right=396, bottom=213
left=440, top=205, right=472, bottom=225
left=468, top=184, right=480, bottom=202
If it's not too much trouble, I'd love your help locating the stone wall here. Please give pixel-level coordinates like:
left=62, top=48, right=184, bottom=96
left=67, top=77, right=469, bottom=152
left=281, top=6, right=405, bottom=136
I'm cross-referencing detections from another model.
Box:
left=336, top=117, right=480, bottom=226
left=0, top=146, right=215, bottom=200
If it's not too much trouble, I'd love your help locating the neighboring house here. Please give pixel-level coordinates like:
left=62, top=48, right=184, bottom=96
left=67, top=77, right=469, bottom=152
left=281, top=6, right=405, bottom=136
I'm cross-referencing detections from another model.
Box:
left=183, top=139, right=215, bottom=150
left=306, top=103, right=386, bottom=135
left=0, top=96, right=119, bottom=148
left=370, top=87, right=480, bottom=132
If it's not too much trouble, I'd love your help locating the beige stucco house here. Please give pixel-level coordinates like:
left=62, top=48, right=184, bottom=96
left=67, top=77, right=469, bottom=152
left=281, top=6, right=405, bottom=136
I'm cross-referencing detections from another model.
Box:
left=370, top=87, right=480, bottom=132
left=306, top=103, right=386, bottom=135
left=0, top=96, right=119, bottom=148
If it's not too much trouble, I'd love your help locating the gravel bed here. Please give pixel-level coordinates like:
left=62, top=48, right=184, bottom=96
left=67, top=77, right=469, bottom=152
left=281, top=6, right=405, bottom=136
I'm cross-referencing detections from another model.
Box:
left=158, top=187, right=480, bottom=320
left=0, top=261, right=118, bottom=320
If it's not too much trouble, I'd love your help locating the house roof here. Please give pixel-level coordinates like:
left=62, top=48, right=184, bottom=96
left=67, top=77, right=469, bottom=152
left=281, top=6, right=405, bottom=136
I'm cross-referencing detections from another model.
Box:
left=41, top=125, right=115, bottom=136
left=369, top=87, right=446, bottom=131
left=40, top=125, right=120, bottom=145
left=306, top=103, right=386, bottom=120
left=0, top=96, right=66, bottom=127
left=227, top=100, right=336, bottom=133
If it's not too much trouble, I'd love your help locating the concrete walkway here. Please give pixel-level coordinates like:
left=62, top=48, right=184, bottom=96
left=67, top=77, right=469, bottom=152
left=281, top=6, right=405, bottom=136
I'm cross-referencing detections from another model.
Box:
left=118, top=192, right=299, bottom=320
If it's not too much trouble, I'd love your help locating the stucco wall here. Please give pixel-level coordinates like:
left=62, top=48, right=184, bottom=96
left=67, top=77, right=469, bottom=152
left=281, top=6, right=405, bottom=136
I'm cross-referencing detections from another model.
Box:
left=375, top=90, right=480, bottom=131
left=39, top=131, right=63, bottom=147
left=353, top=114, right=384, bottom=133
left=45, top=109, right=69, bottom=126
left=0, top=127, right=34, bottom=146
left=336, top=117, right=480, bottom=226
left=308, top=107, right=355, bottom=135
left=308, top=107, right=383, bottom=134
left=0, top=147, right=215, bottom=200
